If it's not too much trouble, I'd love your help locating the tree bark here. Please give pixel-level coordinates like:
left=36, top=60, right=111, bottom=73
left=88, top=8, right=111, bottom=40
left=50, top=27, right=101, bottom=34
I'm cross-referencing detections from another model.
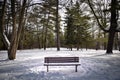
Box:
left=8, top=0, right=17, bottom=60
left=44, top=13, right=50, bottom=50
left=56, top=0, right=60, bottom=51
left=114, top=33, right=118, bottom=50
left=42, top=13, right=46, bottom=49
left=106, top=0, right=117, bottom=54
left=77, top=45, right=79, bottom=51
left=106, top=32, right=115, bottom=53
left=70, top=45, right=72, bottom=51
left=8, top=0, right=27, bottom=60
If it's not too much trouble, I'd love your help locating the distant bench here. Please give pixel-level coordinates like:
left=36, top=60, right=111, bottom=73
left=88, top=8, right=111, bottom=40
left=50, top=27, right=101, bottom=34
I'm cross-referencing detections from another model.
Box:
left=44, top=57, right=80, bottom=72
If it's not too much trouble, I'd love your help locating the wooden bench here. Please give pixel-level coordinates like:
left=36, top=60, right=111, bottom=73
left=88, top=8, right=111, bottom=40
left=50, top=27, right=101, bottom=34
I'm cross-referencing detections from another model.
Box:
left=44, top=57, right=80, bottom=72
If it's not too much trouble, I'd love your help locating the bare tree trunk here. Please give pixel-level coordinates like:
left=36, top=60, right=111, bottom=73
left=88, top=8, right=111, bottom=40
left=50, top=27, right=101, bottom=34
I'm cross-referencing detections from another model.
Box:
left=19, top=8, right=27, bottom=50
left=118, top=39, right=120, bottom=51
left=44, top=25, right=47, bottom=50
left=8, top=0, right=17, bottom=60
left=103, top=32, right=107, bottom=50
left=106, top=0, right=117, bottom=54
left=0, top=0, right=10, bottom=49
left=86, top=43, right=88, bottom=50
left=77, top=45, right=79, bottom=51
left=42, top=13, right=46, bottom=49
left=106, top=32, right=115, bottom=53
left=70, top=45, right=72, bottom=51
left=42, top=24, right=45, bottom=48
left=44, top=13, right=50, bottom=50
left=114, top=33, right=118, bottom=50
left=37, top=36, right=41, bottom=49
left=56, top=0, right=60, bottom=51
left=37, top=25, right=41, bottom=49
left=103, top=42, right=107, bottom=50
left=8, top=43, right=17, bottom=60
left=8, top=0, right=27, bottom=60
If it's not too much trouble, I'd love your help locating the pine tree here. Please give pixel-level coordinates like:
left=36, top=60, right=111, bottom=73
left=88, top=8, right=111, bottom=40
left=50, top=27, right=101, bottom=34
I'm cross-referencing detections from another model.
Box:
left=65, top=1, right=91, bottom=50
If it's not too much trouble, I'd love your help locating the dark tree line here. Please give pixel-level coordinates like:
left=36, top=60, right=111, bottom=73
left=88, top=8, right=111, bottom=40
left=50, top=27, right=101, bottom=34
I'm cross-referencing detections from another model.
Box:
left=0, top=0, right=120, bottom=60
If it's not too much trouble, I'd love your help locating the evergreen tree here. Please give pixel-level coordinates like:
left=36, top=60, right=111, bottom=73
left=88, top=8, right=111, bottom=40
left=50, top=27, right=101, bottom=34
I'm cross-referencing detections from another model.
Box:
left=65, top=1, right=91, bottom=50
left=65, top=11, right=75, bottom=50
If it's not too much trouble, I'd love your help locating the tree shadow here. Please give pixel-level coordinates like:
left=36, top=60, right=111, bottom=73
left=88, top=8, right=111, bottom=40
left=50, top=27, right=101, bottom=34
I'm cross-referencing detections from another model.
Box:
left=94, top=53, right=115, bottom=57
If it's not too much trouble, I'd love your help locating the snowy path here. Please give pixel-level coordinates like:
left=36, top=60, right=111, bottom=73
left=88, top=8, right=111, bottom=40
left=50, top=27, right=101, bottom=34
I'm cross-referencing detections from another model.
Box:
left=0, top=48, right=120, bottom=80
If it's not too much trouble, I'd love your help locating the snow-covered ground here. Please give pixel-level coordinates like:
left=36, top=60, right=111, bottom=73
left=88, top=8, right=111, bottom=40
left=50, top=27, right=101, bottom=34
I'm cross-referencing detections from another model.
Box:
left=0, top=48, right=120, bottom=80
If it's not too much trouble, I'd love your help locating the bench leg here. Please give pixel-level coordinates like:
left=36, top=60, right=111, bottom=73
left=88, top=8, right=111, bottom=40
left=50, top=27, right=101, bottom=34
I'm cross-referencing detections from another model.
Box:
left=47, top=66, right=49, bottom=72
left=75, top=65, right=78, bottom=72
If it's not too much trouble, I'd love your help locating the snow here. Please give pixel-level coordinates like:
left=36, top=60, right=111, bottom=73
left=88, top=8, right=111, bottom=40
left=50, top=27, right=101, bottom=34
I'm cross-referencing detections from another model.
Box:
left=0, top=48, right=120, bottom=80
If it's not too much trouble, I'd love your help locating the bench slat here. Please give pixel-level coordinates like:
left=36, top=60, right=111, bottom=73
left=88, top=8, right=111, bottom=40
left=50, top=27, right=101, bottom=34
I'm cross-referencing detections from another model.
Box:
left=44, top=63, right=81, bottom=66
left=45, top=57, right=79, bottom=63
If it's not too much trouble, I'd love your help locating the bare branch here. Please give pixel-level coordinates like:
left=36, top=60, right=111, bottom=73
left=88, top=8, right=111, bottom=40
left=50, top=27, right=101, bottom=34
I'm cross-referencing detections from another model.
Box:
left=87, top=0, right=109, bottom=32
left=0, top=0, right=10, bottom=49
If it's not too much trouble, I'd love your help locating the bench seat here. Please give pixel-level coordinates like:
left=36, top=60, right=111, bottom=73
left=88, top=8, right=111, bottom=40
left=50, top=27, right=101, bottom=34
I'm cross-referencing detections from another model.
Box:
left=44, top=63, right=80, bottom=66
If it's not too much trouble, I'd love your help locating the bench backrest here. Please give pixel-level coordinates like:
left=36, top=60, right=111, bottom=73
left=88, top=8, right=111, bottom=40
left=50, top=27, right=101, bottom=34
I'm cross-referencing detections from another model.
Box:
left=44, top=57, right=79, bottom=63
